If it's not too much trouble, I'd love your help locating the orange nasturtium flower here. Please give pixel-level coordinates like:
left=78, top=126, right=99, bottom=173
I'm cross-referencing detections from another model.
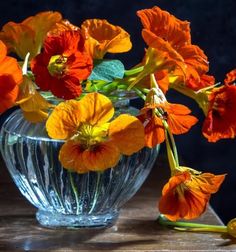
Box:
left=159, top=168, right=225, bottom=221
left=81, top=19, right=132, bottom=59
left=31, top=30, right=93, bottom=100
left=138, top=91, right=198, bottom=147
left=202, top=84, right=236, bottom=142
left=0, top=40, right=22, bottom=114
left=46, top=92, right=145, bottom=173
left=128, top=46, right=186, bottom=91
left=137, top=6, right=191, bottom=49
left=0, top=11, right=62, bottom=59
left=137, top=6, right=209, bottom=92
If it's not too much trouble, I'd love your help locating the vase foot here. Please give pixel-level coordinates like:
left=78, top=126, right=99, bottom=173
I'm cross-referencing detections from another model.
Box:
left=36, top=210, right=119, bottom=229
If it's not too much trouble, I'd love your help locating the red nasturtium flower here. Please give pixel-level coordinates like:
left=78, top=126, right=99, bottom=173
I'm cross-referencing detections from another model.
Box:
left=0, top=11, right=62, bottom=59
left=202, top=84, right=236, bottom=142
left=81, top=19, right=132, bottom=59
left=31, top=30, right=93, bottom=99
left=46, top=92, right=145, bottom=173
left=159, top=168, right=225, bottom=221
left=137, top=6, right=209, bottom=92
left=139, top=99, right=198, bottom=147
left=0, top=40, right=23, bottom=114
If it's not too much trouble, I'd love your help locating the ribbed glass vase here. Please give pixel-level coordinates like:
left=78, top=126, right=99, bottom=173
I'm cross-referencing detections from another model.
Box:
left=0, top=106, right=159, bottom=229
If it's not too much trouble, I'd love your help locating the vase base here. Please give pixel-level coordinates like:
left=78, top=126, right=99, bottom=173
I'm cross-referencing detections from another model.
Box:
left=36, top=210, right=119, bottom=229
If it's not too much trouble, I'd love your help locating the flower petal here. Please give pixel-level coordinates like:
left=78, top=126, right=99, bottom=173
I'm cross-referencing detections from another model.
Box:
left=159, top=170, right=225, bottom=221
left=31, top=31, right=93, bottom=100
left=0, top=78, right=19, bottom=114
left=162, top=103, right=198, bottom=135
left=79, top=92, right=114, bottom=125
left=177, top=44, right=209, bottom=81
left=22, top=110, right=49, bottom=123
left=159, top=172, right=208, bottom=221
left=82, top=141, right=121, bottom=171
left=59, top=140, right=90, bottom=173
left=0, top=11, right=62, bottom=59
left=0, top=41, right=22, bottom=113
left=202, top=85, right=236, bottom=142
left=189, top=172, right=226, bottom=194
left=81, top=19, right=132, bottom=59
left=137, top=6, right=191, bottom=48
left=186, top=74, right=215, bottom=91
left=224, top=69, right=236, bottom=85
left=109, top=114, right=145, bottom=155
left=144, top=116, right=165, bottom=147
left=46, top=100, right=82, bottom=140
left=23, top=11, right=62, bottom=51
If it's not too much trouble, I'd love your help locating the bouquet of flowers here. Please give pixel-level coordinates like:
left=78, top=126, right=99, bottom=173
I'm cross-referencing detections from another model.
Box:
left=0, top=6, right=236, bottom=228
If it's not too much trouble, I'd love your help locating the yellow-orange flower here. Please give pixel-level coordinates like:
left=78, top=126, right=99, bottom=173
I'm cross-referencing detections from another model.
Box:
left=46, top=92, right=145, bottom=173
left=0, top=11, right=62, bottom=59
left=16, top=75, right=53, bottom=123
left=0, top=40, right=23, bottom=114
left=159, top=168, right=225, bottom=221
left=81, top=19, right=132, bottom=59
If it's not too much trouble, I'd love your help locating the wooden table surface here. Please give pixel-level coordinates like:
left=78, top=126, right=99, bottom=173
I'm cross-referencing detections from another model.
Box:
left=0, top=154, right=236, bottom=251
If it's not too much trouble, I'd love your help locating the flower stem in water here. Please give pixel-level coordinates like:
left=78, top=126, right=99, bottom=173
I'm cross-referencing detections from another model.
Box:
left=69, top=171, right=80, bottom=215
left=89, top=172, right=102, bottom=214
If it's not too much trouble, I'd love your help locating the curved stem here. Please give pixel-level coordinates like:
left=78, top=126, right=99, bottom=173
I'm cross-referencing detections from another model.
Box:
left=162, top=120, right=179, bottom=168
left=89, top=172, right=102, bottom=214
left=158, top=214, right=227, bottom=233
left=124, top=66, right=144, bottom=77
left=133, top=87, right=146, bottom=100
left=69, top=171, right=80, bottom=215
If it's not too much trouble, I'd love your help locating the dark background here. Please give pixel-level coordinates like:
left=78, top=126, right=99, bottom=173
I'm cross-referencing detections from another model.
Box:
left=0, top=0, right=236, bottom=224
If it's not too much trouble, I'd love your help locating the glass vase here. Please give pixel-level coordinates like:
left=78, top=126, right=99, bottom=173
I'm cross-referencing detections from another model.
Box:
left=0, top=103, right=159, bottom=229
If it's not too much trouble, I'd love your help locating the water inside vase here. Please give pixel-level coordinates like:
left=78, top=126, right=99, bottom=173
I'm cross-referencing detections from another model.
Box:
left=0, top=108, right=159, bottom=227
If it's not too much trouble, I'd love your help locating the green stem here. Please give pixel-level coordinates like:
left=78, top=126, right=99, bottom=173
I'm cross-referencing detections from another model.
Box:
left=124, top=66, right=144, bottom=77
left=158, top=215, right=227, bottom=233
left=133, top=87, right=146, bottom=100
left=69, top=171, right=80, bottom=215
left=89, top=172, right=102, bottom=214
left=164, top=127, right=177, bottom=172
left=141, top=88, right=150, bottom=94
left=163, top=120, right=179, bottom=167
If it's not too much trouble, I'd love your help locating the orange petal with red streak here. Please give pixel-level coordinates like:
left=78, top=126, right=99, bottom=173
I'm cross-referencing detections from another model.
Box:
left=82, top=142, right=121, bottom=171
left=59, top=140, right=90, bottom=173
